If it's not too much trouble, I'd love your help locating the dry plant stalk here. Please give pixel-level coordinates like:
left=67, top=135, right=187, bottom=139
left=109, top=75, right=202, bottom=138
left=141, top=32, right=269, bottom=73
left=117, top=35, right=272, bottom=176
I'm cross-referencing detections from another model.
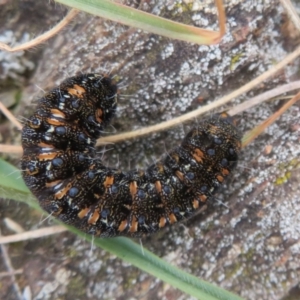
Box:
left=280, top=0, right=300, bottom=32
left=0, top=102, right=22, bottom=130
left=0, top=9, right=79, bottom=52
left=242, top=91, right=300, bottom=147
left=96, top=45, right=300, bottom=145
left=0, top=226, right=66, bottom=245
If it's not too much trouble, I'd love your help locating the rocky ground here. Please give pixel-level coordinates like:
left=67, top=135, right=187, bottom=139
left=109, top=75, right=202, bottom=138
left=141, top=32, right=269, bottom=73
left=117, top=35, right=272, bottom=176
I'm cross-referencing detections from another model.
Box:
left=0, top=0, right=300, bottom=299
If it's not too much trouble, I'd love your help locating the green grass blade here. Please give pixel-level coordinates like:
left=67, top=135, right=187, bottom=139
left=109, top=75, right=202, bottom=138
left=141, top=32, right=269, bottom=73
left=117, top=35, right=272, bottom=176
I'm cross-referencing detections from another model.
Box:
left=0, top=158, right=28, bottom=193
left=0, top=158, right=40, bottom=209
left=55, top=0, right=223, bottom=44
left=0, top=158, right=244, bottom=300
left=70, top=228, right=244, bottom=300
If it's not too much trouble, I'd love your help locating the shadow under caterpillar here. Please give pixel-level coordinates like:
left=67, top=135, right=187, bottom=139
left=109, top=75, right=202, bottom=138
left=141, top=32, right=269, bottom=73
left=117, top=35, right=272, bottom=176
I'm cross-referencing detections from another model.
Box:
left=21, top=73, right=242, bottom=237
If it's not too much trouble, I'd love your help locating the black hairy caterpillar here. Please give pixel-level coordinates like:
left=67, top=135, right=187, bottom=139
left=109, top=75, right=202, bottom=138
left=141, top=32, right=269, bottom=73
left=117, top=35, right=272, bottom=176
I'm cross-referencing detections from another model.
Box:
left=21, top=73, right=242, bottom=238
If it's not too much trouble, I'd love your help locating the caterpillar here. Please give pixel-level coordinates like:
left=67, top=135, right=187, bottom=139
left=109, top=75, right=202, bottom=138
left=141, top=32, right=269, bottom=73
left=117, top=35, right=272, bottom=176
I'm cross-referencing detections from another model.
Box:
left=21, top=73, right=242, bottom=238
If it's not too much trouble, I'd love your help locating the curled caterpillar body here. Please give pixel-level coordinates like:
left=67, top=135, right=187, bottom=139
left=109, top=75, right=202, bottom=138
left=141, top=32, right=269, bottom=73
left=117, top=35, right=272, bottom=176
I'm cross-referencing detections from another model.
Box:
left=21, top=73, right=242, bottom=238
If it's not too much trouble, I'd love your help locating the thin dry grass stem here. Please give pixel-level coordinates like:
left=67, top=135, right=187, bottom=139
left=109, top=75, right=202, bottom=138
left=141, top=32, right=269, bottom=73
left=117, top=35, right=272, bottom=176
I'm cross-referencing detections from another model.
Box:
left=280, top=0, right=300, bottom=32
left=0, top=269, right=23, bottom=278
left=0, top=232, right=23, bottom=300
left=97, top=44, right=300, bottom=145
left=242, top=91, right=300, bottom=147
left=215, top=0, right=226, bottom=40
left=0, top=225, right=67, bottom=245
left=0, top=144, right=22, bottom=154
left=0, top=102, right=22, bottom=130
left=229, top=81, right=300, bottom=116
left=0, top=9, right=79, bottom=52
left=4, top=217, right=25, bottom=234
